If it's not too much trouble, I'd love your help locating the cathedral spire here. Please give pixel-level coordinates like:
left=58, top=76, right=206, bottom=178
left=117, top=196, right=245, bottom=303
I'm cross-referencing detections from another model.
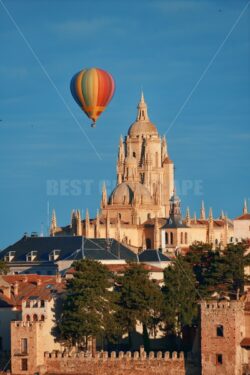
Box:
left=95, top=209, right=100, bottom=238
left=101, top=182, right=107, bottom=208
left=50, top=209, right=57, bottom=236
left=136, top=91, right=149, bottom=122
left=85, top=209, right=90, bottom=238
left=243, top=198, right=248, bottom=214
left=220, top=210, right=225, bottom=220
left=200, top=200, right=206, bottom=220
left=185, top=207, right=191, bottom=225
left=208, top=207, right=213, bottom=222
left=193, top=212, right=197, bottom=224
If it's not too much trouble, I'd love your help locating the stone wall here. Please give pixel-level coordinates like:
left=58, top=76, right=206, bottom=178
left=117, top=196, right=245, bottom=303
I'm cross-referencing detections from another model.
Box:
left=40, top=350, right=185, bottom=375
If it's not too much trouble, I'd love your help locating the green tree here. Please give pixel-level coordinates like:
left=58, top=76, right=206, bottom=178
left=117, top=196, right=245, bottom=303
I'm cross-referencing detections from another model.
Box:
left=223, top=241, right=250, bottom=297
left=58, top=259, right=119, bottom=350
left=0, top=260, right=9, bottom=275
left=162, top=256, right=198, bottom=335
left=116, top=263, right=163, bottom=350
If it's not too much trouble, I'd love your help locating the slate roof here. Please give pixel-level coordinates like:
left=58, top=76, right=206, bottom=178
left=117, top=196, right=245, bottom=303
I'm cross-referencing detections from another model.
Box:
left=0, top=235, right=137, bottom=263
left=161, top=217, right=188, bottom=229
left=138, top=249, right=171, bottom=262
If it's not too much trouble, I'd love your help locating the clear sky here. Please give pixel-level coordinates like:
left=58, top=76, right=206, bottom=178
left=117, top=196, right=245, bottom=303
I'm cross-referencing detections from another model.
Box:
left=0, top=0, right=249, bottom=249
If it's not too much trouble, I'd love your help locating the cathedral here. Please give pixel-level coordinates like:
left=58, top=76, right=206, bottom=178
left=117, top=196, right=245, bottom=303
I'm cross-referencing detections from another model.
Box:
left=50, top=94, right=249, bottom=253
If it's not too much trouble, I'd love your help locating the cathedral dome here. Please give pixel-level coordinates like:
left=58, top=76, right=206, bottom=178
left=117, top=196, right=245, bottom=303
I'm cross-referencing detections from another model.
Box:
left=110, top=182, right=153, bottom=205
left=128, top=120, right=158, bottom=137
left=128, top=92, right=158, bottom=137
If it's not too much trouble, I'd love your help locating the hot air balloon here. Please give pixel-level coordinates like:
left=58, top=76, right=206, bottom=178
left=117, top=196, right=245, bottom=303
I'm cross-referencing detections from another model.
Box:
left=70, top=67, right=115, bottom=127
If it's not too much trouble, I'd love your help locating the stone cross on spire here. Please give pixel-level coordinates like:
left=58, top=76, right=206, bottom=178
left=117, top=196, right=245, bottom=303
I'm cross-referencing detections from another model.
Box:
left=136, top=91, right=149, bottom=122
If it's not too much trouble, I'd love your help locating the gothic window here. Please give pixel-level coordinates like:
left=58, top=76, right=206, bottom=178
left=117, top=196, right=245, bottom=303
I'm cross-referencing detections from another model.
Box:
left=170, top=232, right=173, bottom=245
left=180, top=232, right=183, bottom=243
left=146, top=239, right=152, bottom=249
left=26, top=315, right=30, bottom=322
left=216, top=354, right=223, bottom=365
left=40, top=315, right=45, bottom=322
left=185, top=232, right=188, bottom=244
left=21, top=338, right=28, bottom=354
left=165, top=232, right=169, bottom=244
left=216, top=325, right=224, bottom=337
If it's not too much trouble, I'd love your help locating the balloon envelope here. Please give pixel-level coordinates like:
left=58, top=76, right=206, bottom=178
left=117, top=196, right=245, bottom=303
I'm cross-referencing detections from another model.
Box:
left=70, top=68, right=115, bottom=125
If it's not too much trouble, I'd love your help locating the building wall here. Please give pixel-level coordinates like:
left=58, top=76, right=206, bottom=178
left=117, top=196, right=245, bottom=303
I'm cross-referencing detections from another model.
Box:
left=233, top=219, right=250, bottom=242
left=200, top=300, right=245, bottom=375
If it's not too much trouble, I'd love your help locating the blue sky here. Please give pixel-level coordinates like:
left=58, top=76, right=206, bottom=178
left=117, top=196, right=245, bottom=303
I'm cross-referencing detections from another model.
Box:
left=0, top=0, right=249, bottom=249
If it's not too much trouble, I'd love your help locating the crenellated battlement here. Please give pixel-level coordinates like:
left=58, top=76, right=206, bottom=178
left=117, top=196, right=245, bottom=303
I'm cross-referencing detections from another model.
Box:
left=201, top=300, right=244, bottom=312
left=13, top=321, right=44, bottom=328
left=44, top=350, right=184, bottom=361
left=41, top=350, right=186, bottom=375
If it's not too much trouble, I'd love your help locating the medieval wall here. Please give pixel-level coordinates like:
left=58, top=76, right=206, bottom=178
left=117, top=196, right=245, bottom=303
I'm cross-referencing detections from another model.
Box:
left=40, top=350, right=185, bottom=375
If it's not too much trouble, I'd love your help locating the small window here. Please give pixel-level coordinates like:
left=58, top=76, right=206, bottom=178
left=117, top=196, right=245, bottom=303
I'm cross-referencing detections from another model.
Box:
left=21, top=358, right=28, bottom=371
left=40, top=315, right=45, bottom=322
left=25, top=300, right=30, bottom=308
left=26, top=315, right=30, bottom=322
left=216, top=354, right=223, bottom=365
left=133, top=152, right=136, bottom=157
left=21, top=338, right=28, bottom=354
left=180, top=232, right=183, bottom=243
left=40, top=300, right=45, bottom=308
left=165, top=232, right=169, bottom=244
left=170, top=232, right=173, bottom=245
left=217, top=325, right=224, bottom=337
left=185, top=232, right=188, bottom=244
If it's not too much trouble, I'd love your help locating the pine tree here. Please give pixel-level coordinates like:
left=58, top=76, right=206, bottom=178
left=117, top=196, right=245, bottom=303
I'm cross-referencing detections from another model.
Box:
left=58, top=259, right=119, bottom=350
left=116, top=263, right=163, bottom=350
left=162, top=256, right=198, bottom=335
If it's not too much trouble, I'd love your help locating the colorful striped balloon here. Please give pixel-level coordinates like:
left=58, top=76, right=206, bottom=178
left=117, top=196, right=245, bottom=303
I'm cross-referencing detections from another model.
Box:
left=70, top=67, right=115, bottom=127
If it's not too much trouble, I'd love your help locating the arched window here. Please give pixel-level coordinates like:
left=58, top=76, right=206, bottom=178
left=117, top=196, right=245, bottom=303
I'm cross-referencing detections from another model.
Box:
left=40, top=300, right=45, bottom=308
left=170, top=232, right=173, bottom=245
left=185, top=232, right=188, bottom=244
left=40, top=315, right=45, bottom=322
left=217, top=325, right=224, bottom=337
left=26, top=315, right=30, bottom=322
left=133, top=152, right=136, bottom=158
left=165, top=232, right=169, bottom=244
left=180, top=232, right=183, bottom=243
left=33, top=314, right=38, bottom=322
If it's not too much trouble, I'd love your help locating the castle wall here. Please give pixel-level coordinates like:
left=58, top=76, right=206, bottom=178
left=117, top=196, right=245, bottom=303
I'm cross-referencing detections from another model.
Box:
left=40, top=350, right=185, bottom=375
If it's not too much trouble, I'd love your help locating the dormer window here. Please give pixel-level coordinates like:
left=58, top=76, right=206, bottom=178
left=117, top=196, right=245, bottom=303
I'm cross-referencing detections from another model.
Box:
left=49, top=249, right=60, bottom=261
left=26, top=251, right=38, bottom=262
left=4, top=251, right=16, bottom=262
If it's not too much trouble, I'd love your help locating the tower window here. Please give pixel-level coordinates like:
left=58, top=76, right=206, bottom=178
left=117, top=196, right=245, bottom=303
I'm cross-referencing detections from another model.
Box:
left=216, top=325, right=224, bottom=337
left=216, top=354, right=223, bottom=365
left=21, top=338, right=28, bottom=354
left=180, top=232, right=183, bottom=243
left=21, top=358, right=28, bottom=371
left=170, top=232, right=173, bottom=245
left=165, top=232, right=169, bottom=244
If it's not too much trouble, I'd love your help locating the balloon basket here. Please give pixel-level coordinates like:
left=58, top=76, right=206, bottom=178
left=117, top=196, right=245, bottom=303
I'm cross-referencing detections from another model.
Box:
left=91, top=122, right=96, bottom=128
